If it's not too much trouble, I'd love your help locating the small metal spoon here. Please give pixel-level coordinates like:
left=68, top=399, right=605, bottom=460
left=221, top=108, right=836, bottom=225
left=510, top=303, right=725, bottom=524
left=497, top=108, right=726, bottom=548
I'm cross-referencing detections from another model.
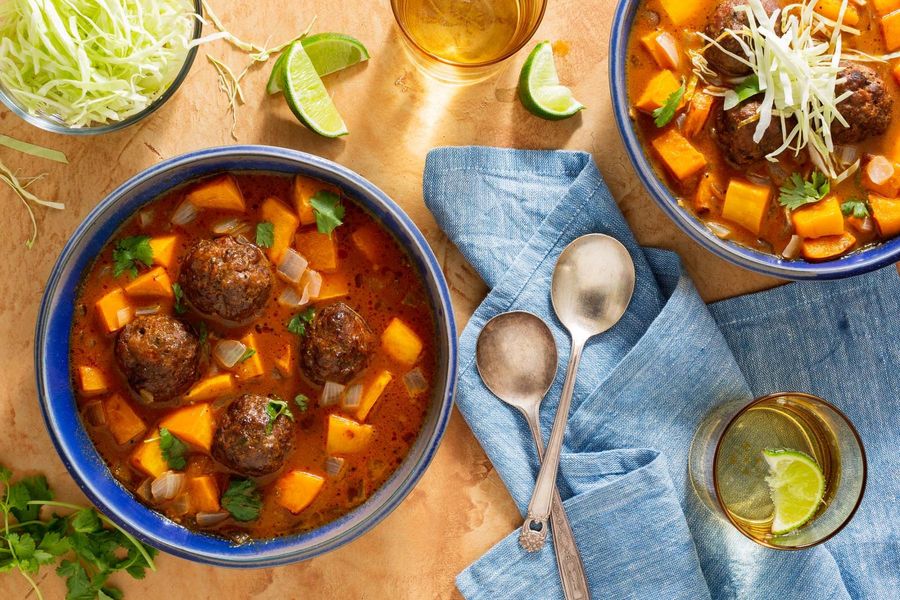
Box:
left=520, top=234, right=636, bottom=552
left=476, top=311, right=591, bottom=600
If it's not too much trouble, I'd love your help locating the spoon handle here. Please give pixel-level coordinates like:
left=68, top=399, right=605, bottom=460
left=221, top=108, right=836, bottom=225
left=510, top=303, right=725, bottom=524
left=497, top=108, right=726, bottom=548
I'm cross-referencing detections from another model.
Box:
left=524, top=407, right=591, bottom=600
left=520, top=336, right=585, bottom=552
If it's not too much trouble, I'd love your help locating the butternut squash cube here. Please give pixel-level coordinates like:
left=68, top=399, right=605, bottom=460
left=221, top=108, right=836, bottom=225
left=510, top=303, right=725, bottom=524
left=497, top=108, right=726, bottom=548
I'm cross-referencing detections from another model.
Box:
left=236, top=333, right=265, bottom=380
left=188, top=476, right=221, bottom=513
left=95, top=288, right=134, bottom=334
left=683, top=92, right=715, bottom=138
left=870, top=195, right=900, bottom=237
left=791, top=197, right=845, bottom=239
left=351, top=223, right=385, bottom=264
left=260, top=196, right=299, bottom=263
left=159, top=403, right=214, bottom=452
left=381, top=318, right=423, bottom=366
left=814, top=0, right=859, bottom=25
left=658, top=0, right=701, bottom=26
left=634, top=70, right=683, bottom=114
left=130, top=436, right=168, bottom=478
left=801, top=232, right=857, bottom=261
left=326, top=414, right=374, bottom=454
left=149, top=235, right=179, bottom=270
left=104, top=394, right=146, bottom=445
left=874, top=0, right=900, bottom=17
left=295, top=230, right=338, bottom=272
left=274, top=470, right=324, bottom=514
left=862, top=156, right=900, bottom=198
left=317, top=272, right=350, bottom=300
left=355, top=370, right=394, bottom=422
left=293, top=177, right=340, bottom=226
left=124, top=266, right=173, bottom=299
left=694, top=174, right=719, bottom=215
left=274, top=344, right=293, bottom=376
left=76, top=366, right=109, bottom=397
left=186, top=175, right=245, bottom=211
left=722, top=179, right=772, bottom=236
left=651, top=129, right=707, bottom=182
left=882, top=10, right=900, bottom=52
left=184, top=374, right=235, bottom=402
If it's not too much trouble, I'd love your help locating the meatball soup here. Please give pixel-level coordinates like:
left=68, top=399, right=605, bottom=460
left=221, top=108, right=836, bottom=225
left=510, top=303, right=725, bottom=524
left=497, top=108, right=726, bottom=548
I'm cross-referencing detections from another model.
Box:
left=627, top=0, right=900, bottom=261
left=69, top=172, right=436, bottom=540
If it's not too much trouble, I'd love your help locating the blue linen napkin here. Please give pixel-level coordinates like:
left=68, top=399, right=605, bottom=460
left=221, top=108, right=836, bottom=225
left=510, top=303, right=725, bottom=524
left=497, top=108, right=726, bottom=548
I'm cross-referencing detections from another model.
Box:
left=423, top=147, right=900, bottom=600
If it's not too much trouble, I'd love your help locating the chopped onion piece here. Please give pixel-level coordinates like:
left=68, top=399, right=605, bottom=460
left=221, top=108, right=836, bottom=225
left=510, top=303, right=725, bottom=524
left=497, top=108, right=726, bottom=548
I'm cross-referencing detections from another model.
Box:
left=277, top=248, right=309, bottom=284
left=116, top=306, right=133, bottom=328
left=706, top=221, right=734, bottom=240
left=302, top=270, right=323, bottom=299
left=654, top=32, right=680, bottom=69
left=135, top=478, right=152, bottom=502
left=325, top=456, right=346, bottom=478
left=196, top=511, right=230, bottom=527
left=342, top=384, right=363, bottom=409
left=782, top=235, right=803, bottom=260
left=139, top=210, right=154, bottom=229
left=320, top=381, right=345, bottom=407
left=214, top=339, right=247, bottom=369
left=278, top=286, right=309, bottom=308
left=403, top=368, right=429, bottom=397
left=81, top=401, right=106, bottom=427
left=172, top=200, right=199, bottom=226
left=856, top=216, right=875, bottom=233
left=836, top=145, right=859, bottom=165
left=135, top=304, right=161, bottom=316
left=212, top=217, right=249, bottom=235
left=139, top=389, right=155, bottom=404
left=866, top=156, right=894, bottom=186
left=151, top=471, right=185, bottom=502
left=170, top=493, right=192, bottom=516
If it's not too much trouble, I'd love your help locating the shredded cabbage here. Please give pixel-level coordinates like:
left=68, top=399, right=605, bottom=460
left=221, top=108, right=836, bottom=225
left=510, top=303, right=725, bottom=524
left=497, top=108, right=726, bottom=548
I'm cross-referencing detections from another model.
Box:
left=0, top=0, right=195, bottom=128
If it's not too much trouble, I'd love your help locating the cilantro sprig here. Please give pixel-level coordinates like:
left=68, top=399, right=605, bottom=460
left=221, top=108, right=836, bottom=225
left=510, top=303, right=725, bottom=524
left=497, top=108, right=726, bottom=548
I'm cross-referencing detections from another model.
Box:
left=255, top=222, right=275, bottom=248
left=294, top=394, right=309, bottom=413
left=0, top=464, right=157, bottom=600
left=221, top=479, right=261, bottom=522
left=237, top=347, right=256, bottom=364
left=158, top=428, right=188, bottom=470
left=652, top=82, right=685, bottom=128
left=265, top=397, right=294, bottom=434
left=778, top=172, right=831, bottom=210
left=309, top=191, right=345, bottom=235
left=112, top=236, right=153, bottom=279
left=841, top=198, right=870, bottom=219
left=287, top=307, right=316, bottom=336
left=171, top=283, right=187, bottom=315
left=723, top=74, right=761, bottom=110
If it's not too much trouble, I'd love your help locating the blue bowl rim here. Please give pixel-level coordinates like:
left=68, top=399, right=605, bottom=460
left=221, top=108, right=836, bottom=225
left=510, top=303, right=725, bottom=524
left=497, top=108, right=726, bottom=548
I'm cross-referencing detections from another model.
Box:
left=608, top=0, right=900, bottom=281
left=0, top=0, right=203, bottom=136
left=34, top=145, right=458, bottom=567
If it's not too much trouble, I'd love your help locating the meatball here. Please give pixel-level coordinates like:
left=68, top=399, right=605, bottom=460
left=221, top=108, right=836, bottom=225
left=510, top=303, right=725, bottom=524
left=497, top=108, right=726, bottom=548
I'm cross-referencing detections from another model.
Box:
left=716, top=100, right=784, bottom=166
left=832, top=62, right=893, bottom=144
left=705, top=0, right=781, bottom=76
left=179, top=236, right=273, bottom=323
left=300, top=302, right=375, bottom=385
left=212, top=394, right=294, bottom=477
left=115, top=315, right=201, bottom=402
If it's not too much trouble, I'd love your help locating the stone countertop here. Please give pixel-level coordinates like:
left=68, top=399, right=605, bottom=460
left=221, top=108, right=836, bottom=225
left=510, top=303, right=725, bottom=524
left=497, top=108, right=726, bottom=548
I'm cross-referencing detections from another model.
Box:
left=0, top=0, right=792, bottom=597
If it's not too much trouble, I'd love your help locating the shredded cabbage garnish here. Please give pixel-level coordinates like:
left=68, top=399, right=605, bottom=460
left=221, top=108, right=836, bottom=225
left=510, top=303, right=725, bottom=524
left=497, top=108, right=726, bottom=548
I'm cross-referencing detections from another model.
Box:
left=695, top=0, right=863, bottom=181
left=0, top=0, right=195, bottom=128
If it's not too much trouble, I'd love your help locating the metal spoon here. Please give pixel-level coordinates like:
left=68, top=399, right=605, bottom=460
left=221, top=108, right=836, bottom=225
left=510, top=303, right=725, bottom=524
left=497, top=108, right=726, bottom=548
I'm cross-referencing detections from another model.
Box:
left=520, top=234, right=636, bottom=552
left=476, top=311, right=591, bottom=600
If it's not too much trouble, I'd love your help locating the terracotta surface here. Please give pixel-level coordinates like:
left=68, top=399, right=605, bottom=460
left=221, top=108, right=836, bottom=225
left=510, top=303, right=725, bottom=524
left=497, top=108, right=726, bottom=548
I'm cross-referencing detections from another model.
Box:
left=0, top=0, right=814, bottom=597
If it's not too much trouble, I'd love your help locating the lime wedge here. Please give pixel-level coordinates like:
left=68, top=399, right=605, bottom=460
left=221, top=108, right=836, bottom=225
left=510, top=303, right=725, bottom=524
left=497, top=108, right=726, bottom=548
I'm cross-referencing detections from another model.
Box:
left=281, top=41, right=348, bottom=138
left=763, top=448, right=826, bottom=535
left=519, top=41, right=585, bottom=121
left=267, top=33, right=369, bottom=95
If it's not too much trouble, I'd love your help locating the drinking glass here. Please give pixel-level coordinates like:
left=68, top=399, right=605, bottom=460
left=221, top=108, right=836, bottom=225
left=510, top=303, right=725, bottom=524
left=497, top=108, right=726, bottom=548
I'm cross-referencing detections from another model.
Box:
left=688, top=392, right=866, bottom=549
left=390, top=0, right=548, bottom=84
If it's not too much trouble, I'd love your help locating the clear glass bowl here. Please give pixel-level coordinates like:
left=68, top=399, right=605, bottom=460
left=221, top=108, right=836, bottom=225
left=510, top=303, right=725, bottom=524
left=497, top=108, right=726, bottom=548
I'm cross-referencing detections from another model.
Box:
left=0, top=0, right=203, bottom=136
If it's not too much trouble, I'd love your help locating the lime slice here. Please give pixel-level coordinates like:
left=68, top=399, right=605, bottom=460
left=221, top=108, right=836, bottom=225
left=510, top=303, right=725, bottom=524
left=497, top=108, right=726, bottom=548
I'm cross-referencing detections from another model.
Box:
left=519, top=41, right=585, bottom=121
left=763, top=448, right=826, bottom=535
left=281, top=41, right=349, bottom=138
left=267, top=33, right=369, bottom=95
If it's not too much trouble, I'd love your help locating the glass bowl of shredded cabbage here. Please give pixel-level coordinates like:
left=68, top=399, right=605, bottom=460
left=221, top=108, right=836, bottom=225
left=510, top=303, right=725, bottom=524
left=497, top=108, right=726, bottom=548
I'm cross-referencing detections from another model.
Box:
left=0, top=0, right=202, bottom=135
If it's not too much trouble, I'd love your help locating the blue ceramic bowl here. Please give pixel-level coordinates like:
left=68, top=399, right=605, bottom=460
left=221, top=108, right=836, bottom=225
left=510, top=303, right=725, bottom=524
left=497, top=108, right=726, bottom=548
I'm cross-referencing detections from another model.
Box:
left=35, top=146, right=458, bottom=567
left=609, top=0, right=900, bottom=280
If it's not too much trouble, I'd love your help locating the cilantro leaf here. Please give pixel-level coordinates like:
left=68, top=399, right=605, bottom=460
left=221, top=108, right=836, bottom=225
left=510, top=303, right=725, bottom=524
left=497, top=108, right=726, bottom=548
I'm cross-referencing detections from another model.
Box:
left=71, top=509, right=101, bottom=534
left=237, top=347, right=256, bottom=364
left=652, top=82, right=685, bottom=127
left=841, top=198, right=870, bottom=219
left=221, top=479, right=261, bottom=522
left=197, top=321, right=209, bottom=347
left=287, top=307, right=316, bottom=336
left=309, top=191, right=345, bottom=235
left=265, top=398, right=294, bottom=434
left=112, top=236, right=153, bottom=279
left=8, top=475, right=53, bottom=523
left=778, top=172, right=831, bottom=210
left=294, top=394, right=309, bottom=412
left=723, top=74, right=761, bottom=110
left=158, top=428, right=188, bottom=470
left=256, top=222, right=275, bottom=248
left=172, top=283, right=187, bottom=315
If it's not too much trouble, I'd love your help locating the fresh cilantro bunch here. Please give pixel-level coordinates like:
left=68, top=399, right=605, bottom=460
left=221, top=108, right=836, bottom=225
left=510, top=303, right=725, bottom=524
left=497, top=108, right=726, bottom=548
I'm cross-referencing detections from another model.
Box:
left=0, top=464, right=157, bottom=600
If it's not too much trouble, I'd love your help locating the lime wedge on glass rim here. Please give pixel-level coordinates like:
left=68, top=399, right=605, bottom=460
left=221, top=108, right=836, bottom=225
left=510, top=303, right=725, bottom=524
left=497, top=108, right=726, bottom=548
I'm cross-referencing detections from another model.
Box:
left=519, top=41, right=585, bottom=121
left=280, top=41, right=349, bottom=138
left=267, top=33, right=369, bottom=95
left=763, top=448, right=826, bottom=535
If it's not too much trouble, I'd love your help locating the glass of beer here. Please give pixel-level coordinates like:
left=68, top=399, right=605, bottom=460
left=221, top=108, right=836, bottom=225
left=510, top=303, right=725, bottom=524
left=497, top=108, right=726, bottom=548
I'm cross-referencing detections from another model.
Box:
left=688, top=392, right=866, bottom=549
left=390, top=0, right=547, bottom=84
